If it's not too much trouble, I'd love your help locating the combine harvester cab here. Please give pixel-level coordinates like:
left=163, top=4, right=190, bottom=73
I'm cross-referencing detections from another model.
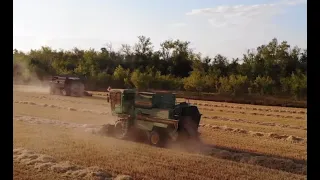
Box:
left=105, top=89, right=202, bottom=147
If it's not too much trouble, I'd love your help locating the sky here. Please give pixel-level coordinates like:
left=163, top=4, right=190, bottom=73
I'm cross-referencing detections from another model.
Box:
left=13, top=0, right=307, bottom=59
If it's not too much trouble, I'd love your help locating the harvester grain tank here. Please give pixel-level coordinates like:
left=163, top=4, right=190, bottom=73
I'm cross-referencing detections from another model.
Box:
left=104, top=89, right=202, bottom=147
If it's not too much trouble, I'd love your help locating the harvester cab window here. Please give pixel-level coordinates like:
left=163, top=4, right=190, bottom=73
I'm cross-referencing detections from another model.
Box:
left=122, top=92, right=135, bottom=113
left=123, top=93, right=135, bottom=101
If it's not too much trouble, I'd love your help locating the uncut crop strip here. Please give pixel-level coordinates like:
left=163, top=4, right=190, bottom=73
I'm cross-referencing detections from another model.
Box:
left=14, top=115, right=306, bottom=175
left=13, top=148, right=132, bottom=180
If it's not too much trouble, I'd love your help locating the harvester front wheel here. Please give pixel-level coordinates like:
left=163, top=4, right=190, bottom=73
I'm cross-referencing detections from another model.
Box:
left=148, top=128, right=167, bottom=147
left=61, top=89, right=71, bottom=96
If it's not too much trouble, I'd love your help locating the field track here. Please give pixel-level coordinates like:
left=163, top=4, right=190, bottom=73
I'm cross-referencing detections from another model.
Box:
left=13, top=85, right=307, bottom=180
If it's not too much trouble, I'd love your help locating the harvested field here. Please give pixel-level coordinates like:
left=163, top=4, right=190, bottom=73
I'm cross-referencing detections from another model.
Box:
left=13, top=85, right=307, bottom=180
left=13, top=148, right=122, bottom=180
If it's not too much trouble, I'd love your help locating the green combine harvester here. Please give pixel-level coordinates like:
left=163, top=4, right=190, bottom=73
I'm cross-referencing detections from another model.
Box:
left=103, top=89, right=202, bottom=147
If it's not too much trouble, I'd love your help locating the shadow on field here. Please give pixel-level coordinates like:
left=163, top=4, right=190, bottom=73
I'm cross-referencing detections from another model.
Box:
left=205, top=143, right=307, bottom=165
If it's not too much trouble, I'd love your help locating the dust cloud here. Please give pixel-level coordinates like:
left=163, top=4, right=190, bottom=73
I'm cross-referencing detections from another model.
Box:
left=14, top=85, right=50, bottom=94
left=13, top=57, right=50, bottom=94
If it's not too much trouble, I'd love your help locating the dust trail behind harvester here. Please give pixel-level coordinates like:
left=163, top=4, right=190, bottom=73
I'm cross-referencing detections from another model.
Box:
left=13, top=57, right=50, bottom=94
left=165, top=136, right=213, bottom=155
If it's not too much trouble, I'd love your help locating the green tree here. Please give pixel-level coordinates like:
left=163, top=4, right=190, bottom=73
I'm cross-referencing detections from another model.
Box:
left=183, top=71, right=205, bottom=94
left=289, top=71, right=307, bottom=99
left=113, top=65, right=131, bottom=88
left=228, top=75, right=249, bottom=96
left=254, top=76, right=274, bottom=95
left=218, top=77, right=232, bottom=94
left=130, top=69, right=153, bottom=90
left=12, top=36, right=307, bottom=99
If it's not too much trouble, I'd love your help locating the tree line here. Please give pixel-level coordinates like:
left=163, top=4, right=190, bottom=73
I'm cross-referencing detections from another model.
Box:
left=13, top=36, right=307, bottom=100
